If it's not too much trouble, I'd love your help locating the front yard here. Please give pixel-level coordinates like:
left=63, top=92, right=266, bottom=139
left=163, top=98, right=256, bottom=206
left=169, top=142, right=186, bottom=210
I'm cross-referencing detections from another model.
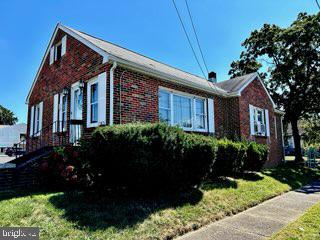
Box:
left=0, top=165, right=319, bottom=240
left=271, top=200, right=320, bottom=240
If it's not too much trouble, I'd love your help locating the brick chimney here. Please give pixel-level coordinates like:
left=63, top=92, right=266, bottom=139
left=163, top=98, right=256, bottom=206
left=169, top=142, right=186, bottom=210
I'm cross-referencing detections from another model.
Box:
left=208, top=71, right=217, bottom=83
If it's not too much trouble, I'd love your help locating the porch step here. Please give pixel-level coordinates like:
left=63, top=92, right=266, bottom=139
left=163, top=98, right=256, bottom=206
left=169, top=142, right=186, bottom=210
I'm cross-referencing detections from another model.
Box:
left=0, top=148, right=54, bottom=191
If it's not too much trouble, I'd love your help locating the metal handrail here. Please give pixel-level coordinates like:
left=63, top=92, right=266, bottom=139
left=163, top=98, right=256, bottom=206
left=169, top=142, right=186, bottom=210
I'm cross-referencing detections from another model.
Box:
left=12, top=120, right=83, bottom=158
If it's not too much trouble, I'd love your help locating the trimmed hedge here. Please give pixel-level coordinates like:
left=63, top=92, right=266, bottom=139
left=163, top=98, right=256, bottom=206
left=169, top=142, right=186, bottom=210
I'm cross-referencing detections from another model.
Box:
left=81, top=123, right=217, bottom=191
left=75, top=123, right=269, bottom=191
left=244, top=142, right=269, bottom=171
left=213, top=139, right=247, bottom=176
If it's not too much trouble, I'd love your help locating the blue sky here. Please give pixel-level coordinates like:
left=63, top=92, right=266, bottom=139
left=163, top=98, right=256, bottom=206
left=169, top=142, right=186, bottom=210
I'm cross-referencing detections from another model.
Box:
left=0, top=0, right=317, bottom=123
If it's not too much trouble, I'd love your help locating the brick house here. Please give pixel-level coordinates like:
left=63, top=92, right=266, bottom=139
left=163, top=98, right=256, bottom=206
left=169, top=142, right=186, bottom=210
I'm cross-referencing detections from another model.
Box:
left=26, top=24, right=284, bottom=167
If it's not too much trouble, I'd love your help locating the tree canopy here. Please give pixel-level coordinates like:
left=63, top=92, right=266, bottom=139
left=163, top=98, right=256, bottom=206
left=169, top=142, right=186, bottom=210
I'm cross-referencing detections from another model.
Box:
left=0, top=105, right=18, bottom=125
left=229, top=12, right=320, bottom=161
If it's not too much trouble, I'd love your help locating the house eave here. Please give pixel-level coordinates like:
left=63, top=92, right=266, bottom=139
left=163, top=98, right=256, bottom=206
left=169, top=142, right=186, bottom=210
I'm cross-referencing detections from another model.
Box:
left=25, top=24, right=109, bottom=105
left=108, top=55, right=229, bottom=97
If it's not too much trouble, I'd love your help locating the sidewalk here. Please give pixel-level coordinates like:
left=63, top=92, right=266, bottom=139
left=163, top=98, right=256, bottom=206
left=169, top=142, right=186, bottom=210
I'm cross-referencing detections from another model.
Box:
left=178, top=181, right=320, bottom=240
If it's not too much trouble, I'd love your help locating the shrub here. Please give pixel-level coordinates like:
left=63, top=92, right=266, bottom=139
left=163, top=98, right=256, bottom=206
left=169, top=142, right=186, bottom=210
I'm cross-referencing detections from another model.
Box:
left=212, top=139, right=247, bottom=176
left=244, top=142, right=269, bottom=171
left=39, top=145, right=85, bottom=190
left=80, top=123, right=217, bottom=192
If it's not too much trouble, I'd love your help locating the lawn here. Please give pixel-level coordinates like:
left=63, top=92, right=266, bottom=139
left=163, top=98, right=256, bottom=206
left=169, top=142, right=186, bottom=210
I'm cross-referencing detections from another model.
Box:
left=0, top=165, right=319, bottom=240
left=271, top=200, right=320, bottom=240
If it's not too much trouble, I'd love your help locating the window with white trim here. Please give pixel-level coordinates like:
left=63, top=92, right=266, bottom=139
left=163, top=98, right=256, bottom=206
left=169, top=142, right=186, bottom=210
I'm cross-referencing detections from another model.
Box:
left=61, top=94, right=68, bottom=130
left=274, top=116, right=277, bottom=139
left=30, top=102, right=43, bottom=137
left=49, top=35, right=67, bottom=65
left=158, top=89, right=208, bottom=132
left=159, top=90, right=171, bottom=124
left=90, top=82, right=99, bottom=124
left=35, top=104, right=40, bottom=134
left=251, top=106, right=268, bottom=136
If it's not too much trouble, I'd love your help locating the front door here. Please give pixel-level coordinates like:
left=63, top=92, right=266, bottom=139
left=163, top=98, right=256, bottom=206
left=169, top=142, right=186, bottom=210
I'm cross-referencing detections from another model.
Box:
left=70, top=83, right=83, bottom=144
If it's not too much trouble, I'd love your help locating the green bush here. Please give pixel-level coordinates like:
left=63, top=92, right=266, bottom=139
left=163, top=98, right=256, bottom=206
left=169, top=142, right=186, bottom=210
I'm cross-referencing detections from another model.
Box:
left=244, top=142, right=269, bottom=171
left=39, top=145, right=84, bottom=190
left=81, top=123, right=217, bottom=192
left=212, top=139, right=247, bottom=176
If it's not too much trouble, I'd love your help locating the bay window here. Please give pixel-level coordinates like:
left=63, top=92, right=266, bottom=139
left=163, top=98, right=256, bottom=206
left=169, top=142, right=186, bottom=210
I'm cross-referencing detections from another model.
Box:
left=158, top=88, right=210, bottom=132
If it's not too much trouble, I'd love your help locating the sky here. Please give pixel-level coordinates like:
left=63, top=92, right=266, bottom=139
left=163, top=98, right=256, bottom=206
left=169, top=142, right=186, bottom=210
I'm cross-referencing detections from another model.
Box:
left=0, top=0, right=318, bottom=124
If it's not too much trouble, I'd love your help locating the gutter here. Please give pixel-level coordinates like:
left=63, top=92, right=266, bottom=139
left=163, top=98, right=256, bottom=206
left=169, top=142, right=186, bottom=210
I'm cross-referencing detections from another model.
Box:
left=108, top=55, right=230, bottom=97
left=109, top=61, right=117, bottom=125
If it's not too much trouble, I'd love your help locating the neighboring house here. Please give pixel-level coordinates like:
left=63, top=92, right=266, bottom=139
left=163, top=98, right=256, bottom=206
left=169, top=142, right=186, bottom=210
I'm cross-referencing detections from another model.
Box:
left=285, top=122, right=305, bottom=149
left=0, top=124, right=27, bottom=153
left=26, top=24, right=284, bottom=166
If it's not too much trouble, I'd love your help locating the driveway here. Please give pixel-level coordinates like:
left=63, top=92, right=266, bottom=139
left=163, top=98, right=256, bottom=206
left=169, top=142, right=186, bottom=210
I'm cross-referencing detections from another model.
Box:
left=0, top=155, right=15, bottom=164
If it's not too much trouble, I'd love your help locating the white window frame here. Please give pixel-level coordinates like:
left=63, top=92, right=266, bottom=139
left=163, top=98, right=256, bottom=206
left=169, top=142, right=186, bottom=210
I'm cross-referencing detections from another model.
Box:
left=30, top=102, right=43, bottom=137
left=87, top=77, right=99, bottom=128
left=54, top=41, right=63, bottom=61
left=251, top=105, right=268, bottom=136
left=61, top=94, right=68, bottom=131
left=158, top=87, right=208, bottom=132
left=274, top=116, right=277, bottom=139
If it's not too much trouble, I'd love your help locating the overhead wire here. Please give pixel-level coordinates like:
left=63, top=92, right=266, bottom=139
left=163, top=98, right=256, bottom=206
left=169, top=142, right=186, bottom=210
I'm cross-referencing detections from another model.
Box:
left=172, top=0, right=207, bottom=79
left=185, top=0, right=209, bottom=74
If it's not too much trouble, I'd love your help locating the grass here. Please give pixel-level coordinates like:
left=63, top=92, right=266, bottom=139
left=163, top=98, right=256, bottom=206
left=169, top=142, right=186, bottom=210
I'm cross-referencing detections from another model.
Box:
left=271, top=201, right=320, bottom=240
left=0, top=165, right=319, bottom=240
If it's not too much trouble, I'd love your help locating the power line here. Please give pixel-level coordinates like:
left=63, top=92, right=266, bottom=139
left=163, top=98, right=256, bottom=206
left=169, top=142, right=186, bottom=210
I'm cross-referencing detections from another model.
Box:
left=172, top=0, right=207, bottom=79
left=185, top=0, right=209, bottom=74
left=316, top=0, right=320, bottom=10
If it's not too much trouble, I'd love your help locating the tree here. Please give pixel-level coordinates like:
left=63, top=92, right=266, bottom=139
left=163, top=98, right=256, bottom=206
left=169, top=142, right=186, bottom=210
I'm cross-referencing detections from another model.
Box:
left=0, top=105, right=18, bottom=125
left=301, top=116, right=320, bottom=146
left=229, top=12, right=320, bottom=162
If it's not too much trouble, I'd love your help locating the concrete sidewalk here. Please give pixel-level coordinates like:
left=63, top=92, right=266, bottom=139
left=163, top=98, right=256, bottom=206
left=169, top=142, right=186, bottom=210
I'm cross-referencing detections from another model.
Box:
left=178, top=181, right=320, bottom=240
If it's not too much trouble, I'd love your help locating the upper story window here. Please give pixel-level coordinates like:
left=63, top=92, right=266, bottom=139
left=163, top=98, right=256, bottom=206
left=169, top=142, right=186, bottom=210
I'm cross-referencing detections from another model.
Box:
left=55, top=42, right=63, bottom=61
left=158, top=88, right=209, bottom=132
left=249, top=105, right=270, bottom=137
left=49, top=35, right=67, bottom=65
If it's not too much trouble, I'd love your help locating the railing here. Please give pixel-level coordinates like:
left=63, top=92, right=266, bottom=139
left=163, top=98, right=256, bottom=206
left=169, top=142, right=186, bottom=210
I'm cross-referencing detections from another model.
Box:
left=12, top=120, right=83, bottom=158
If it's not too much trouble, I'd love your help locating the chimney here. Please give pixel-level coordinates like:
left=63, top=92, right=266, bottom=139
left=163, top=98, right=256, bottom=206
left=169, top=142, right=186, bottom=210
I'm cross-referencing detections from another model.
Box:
left=208, top=71, right=217, bottom=83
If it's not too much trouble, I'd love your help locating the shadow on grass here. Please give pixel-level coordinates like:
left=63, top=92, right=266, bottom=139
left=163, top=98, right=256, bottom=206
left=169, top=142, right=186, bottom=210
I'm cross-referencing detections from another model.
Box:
left=0, top=189, right=59, bottom=202
left=201, top=177, right=238, bottom=190
left=49, top=187, right=203, bottom=231
left=263, top=163, right=320, bottom=190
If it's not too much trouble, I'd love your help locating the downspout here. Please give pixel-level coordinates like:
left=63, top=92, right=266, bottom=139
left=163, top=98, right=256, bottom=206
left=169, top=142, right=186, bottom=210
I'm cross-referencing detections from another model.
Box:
left=110, top=61, right=117, bottom=125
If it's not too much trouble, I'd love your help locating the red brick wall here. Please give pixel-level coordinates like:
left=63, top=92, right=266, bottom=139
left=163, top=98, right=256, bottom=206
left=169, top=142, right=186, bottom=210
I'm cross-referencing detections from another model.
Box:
left=27, top=29, right=283, bottom=167
left=112, top=66, right=229, bottom=136
left=238, top=78, right=284, bottom=166
left=27, top=29, right=108, bottom=149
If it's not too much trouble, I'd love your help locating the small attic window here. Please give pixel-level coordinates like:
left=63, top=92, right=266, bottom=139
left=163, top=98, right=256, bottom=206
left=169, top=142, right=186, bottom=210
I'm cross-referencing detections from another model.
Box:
left=49, top=35, right=67, bottom=65
left=55, top=42, right=62, bottom=61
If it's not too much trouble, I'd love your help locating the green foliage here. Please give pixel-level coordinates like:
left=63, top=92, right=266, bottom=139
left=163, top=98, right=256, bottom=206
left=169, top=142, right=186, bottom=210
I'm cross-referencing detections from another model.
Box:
left=301, top=116, right=320, bottom=146
left=81, top=123, right=217, bottom=191
left=78, top=123, right=270, bottom=192
left=244, top=142, right=269, bottom=171
left=213, top=139, right=247, bottom=176
left=40, top=146, right=84, bottom=190
left=229, top=12, right=320, bottom=161
left=0, top=104, right=18, bottom=125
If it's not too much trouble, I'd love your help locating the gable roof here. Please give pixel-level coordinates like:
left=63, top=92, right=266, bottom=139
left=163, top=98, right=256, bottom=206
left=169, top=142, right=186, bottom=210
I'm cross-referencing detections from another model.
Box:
left=217, top=72, right=276, bottom=108
left=26, top=24, right=278, bottom=110
left=26, top=24, right=227, bottom=103
left=216, top=73, right=257, bottom=94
